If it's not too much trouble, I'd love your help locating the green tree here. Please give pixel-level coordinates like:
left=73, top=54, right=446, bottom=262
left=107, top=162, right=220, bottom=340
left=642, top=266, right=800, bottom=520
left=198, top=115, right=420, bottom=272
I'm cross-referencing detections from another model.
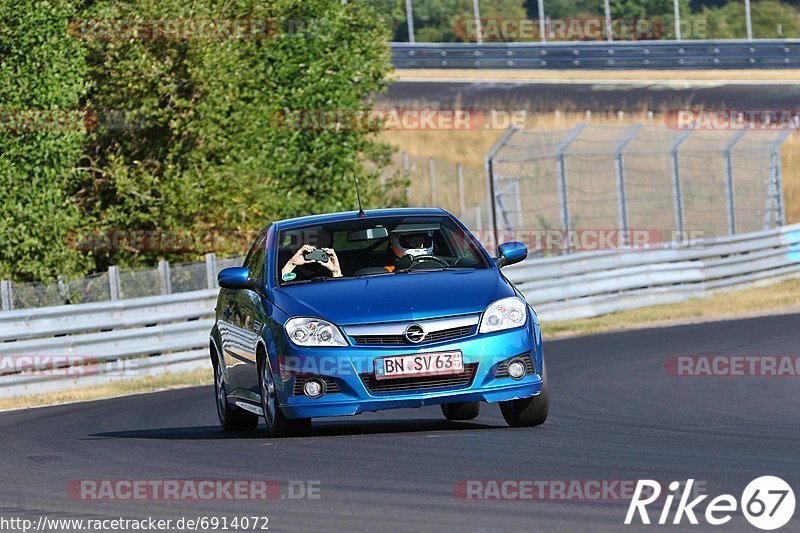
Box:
left=0, top=0, right=89, bottom=281
left=367, top=0, right=528, bottom=42
left=704, top=0, right=800, bottom=38
left=75, top=0, right=394, bottom=268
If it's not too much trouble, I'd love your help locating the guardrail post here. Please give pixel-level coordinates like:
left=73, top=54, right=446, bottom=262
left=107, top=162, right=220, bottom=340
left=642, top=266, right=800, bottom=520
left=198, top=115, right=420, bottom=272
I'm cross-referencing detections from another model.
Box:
left=428, top=158, right=437, bottom=206
left=457, top=163, right=466, bottom=216
left=158, top=259, right=172, bottom=295
left=0, top=280, right=12, bottom=311
left=108, top=266, right=121, bottom=301
left=670, top=130, right=692, bottom=238
left=614, top=124, right=643, bottom=247
left=724, top=130, right=747, bottom=235
left=205, top=253, right=217, bottom=290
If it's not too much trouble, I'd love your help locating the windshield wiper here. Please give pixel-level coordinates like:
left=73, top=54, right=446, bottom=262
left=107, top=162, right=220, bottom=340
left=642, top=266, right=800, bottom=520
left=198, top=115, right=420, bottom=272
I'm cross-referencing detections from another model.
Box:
left=395, top=266, right=476, bottom=274
left=284, top=276, right=337, bottom=286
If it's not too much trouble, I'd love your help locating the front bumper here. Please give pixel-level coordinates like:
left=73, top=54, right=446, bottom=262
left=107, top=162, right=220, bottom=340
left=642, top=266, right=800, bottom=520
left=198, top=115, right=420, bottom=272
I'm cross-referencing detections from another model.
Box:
left=277, top=325, right=542, bottom=419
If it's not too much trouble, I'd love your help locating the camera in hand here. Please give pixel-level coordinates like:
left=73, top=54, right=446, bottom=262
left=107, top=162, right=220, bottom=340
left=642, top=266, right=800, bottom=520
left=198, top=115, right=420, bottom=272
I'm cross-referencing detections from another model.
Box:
left=304, top=248, right=329, bottom=263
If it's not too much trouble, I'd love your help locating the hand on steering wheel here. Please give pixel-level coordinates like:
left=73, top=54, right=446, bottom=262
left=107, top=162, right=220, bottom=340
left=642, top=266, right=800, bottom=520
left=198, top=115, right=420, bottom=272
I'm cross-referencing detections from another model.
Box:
left=400, top=254, right=449, bottom=271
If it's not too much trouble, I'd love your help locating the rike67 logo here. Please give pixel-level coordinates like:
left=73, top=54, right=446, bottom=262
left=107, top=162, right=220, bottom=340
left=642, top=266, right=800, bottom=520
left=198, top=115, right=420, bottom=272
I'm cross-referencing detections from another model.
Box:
left=625, top=477, right=795, bottom=530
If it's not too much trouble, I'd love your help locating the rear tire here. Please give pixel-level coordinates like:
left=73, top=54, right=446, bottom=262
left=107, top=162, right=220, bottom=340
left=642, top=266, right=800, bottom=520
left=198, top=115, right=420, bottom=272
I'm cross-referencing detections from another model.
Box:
left=441, top=401, right=481, bottom=421
left=258, top=352, right=310, bottom=438
left=500, top=358, right=549, bottom=428
left=213, top=351, right=258, bottom=432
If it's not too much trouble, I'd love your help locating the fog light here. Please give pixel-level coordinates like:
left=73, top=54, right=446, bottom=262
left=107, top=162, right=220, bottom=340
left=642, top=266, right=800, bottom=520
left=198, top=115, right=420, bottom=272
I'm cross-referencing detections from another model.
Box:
left=303, top=378, right=325, bottom=398
left=507, top=359, right=526, bottom=380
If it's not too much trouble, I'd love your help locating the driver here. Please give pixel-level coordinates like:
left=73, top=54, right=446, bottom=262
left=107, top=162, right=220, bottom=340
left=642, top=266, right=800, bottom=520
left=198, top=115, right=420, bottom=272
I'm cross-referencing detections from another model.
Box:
left=385, top=231, right=434, bottom=272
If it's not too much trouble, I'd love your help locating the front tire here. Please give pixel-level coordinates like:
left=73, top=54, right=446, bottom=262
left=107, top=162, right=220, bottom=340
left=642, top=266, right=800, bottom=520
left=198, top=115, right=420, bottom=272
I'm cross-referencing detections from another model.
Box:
left=258, top=352, right=310, bottom=437
left=214, top=352, right=258, bottom=432
left=441, top=401, right=480, bottom=421
left=500, top=358, right=549, bottom=428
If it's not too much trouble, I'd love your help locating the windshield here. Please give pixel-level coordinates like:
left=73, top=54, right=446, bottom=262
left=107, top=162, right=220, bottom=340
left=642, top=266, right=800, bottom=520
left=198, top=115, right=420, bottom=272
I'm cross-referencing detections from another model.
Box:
left=276, top=215, right=490, bottom=286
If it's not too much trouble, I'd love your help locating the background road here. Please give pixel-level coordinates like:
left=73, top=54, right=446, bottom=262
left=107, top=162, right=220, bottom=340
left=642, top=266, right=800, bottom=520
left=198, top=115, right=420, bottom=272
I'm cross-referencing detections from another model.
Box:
left=0, top=314, right=798, bottom=532
left=382, top=81, right=800, bottom=112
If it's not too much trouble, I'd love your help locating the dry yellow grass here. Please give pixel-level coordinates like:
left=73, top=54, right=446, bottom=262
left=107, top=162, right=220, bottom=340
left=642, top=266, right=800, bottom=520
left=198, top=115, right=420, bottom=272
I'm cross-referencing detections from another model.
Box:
left=0, top=367, right=211, bottom=411
left=394, top=69, right=800, bottom=82
left=380, top=111, right=800, bottom=223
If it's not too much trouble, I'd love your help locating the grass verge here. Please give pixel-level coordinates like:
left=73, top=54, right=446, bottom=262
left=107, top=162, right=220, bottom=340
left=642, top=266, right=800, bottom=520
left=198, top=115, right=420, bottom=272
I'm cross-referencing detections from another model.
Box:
left=0, top=367, right=211, bottom=412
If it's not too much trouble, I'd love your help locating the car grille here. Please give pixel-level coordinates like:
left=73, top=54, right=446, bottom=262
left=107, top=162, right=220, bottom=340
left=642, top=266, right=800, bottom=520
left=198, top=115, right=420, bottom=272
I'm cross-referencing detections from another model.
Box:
left=292, top=377, right=341, bottom=396
left=494, top=354, right=535, bottom=378
left=360, top=363, right=478, bottom=394
left=351, top=325, right=474, bottom=346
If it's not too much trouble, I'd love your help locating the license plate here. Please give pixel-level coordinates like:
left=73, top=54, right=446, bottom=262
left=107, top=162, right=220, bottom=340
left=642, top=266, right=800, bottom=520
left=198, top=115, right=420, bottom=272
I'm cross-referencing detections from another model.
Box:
left=374, top=351, right=464, bottom=380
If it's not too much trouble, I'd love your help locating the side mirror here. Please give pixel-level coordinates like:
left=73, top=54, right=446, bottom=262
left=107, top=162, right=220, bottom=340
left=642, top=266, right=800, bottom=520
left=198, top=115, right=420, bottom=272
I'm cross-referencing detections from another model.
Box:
left=496, top=241, right=527, bottom=269
left=218, top=267, right=254, bottom=290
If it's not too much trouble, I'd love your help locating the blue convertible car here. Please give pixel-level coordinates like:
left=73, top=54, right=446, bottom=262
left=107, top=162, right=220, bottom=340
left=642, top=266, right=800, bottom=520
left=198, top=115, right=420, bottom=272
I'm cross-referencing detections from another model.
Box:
left=210, top=208, right=548, bottom=436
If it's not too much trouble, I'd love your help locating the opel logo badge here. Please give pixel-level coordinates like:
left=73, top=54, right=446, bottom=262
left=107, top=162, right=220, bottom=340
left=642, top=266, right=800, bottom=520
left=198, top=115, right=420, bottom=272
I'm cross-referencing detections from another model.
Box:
left=404, top=324, right=426, bottom=343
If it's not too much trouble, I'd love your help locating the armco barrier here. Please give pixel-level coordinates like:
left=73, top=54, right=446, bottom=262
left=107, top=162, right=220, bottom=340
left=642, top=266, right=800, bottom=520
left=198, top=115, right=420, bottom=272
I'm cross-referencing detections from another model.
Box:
left=0, top=223, right=798, bottom=398
left=390, top=40, right=800, bottom=69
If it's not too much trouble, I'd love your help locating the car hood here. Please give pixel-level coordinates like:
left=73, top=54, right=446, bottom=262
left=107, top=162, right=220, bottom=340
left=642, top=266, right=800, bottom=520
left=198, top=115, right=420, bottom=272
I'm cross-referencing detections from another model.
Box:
left=271, top=269, right=515, bottom=325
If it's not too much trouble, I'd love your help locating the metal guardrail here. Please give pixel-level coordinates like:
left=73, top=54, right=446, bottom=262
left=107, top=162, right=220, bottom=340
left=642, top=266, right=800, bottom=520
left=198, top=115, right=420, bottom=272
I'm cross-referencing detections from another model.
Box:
left=390, top=40, right=800, bottom=69
left=0, top=223, right=798, bottom=398
left=505, top=223, right=800, bottom=320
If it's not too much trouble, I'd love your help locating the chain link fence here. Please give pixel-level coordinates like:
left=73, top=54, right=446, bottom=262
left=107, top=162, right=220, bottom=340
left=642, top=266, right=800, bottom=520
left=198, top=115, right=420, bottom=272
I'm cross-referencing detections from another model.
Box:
left=488, top=124, right=790, bottom=252
left=0, top=255, right=244, bottom=311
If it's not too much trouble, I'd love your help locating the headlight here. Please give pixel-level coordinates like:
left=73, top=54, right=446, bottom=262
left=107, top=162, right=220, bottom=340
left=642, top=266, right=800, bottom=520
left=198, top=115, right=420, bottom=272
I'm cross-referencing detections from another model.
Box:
left=479, top=297, right=527, bottom=333
left=285, top=317, right=348, bottom=347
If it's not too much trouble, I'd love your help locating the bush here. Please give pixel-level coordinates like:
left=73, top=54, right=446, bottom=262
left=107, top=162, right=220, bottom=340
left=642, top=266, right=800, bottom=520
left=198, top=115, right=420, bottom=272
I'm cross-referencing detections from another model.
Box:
left=0, top=0, right=89, bottom=281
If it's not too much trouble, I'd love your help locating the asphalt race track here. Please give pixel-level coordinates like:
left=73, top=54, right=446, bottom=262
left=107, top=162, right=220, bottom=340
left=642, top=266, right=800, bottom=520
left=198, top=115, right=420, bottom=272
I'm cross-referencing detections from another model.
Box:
left=1, top=313, right=798, bottom=532
left=383, top=81, right=800, bottom=113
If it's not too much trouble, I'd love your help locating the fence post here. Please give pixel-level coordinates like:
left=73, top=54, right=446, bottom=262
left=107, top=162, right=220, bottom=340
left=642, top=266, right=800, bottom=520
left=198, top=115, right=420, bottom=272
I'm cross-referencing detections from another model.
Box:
left=0, top=280, right=12, bottom=311
left=554, top=123, right=587, bottom=253
left=457, top=163, right=466, bottom=216
left=614, top=124, right=643, bottom=247
left=670, top=130, right=692, bottom=239
left=205, top=253, right=217, bottom=290
left=158, top=259, right=172, bottom=295
left=402, top=151, right=410, bottom=203
left=724, top=130, right=747, bottom=235
left=513, top=180, right=524, bottom=228
left=428, top=158, right=437, bottom=206
left=484, top=125, right=518, bottom=253
left=473, top=203, right=482, bottom=232
left=767, top=130, right=791, bottom=228
left=108, top=266, right=121, bottom=301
